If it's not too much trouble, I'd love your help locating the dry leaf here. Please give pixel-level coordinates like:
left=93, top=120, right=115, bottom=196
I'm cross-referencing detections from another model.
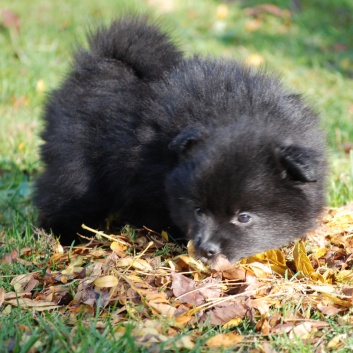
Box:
left=222, top=317, right=242, bottom=329
left=206, top=332, right=243, bottom=349
left=246, top=54, right=265, bottom=67
left=216, top=4, right=229, bottom=20
left=0, top=287, right=5, bottom=308
left=1, top=249, right=18, bottom=264
left=1, top=9, right=21, bottom=33
left=289, top=322, right=312, bottom=339
left=204, top=298, right=249, bottom=325
left=327, top=334, right=347, bottom=349
left=94, top=275, right=118, bottom=288
left=171, top=272, right=205, bottom=306
left=5, top=298, right=60, bottom=311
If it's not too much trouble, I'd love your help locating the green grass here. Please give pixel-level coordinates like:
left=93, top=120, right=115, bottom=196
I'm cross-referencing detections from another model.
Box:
left=1, top=0, right=353, bottom=351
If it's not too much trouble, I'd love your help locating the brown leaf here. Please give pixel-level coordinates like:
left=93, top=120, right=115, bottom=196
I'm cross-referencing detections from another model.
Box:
left=271, top=323, right=295, bottom=334
left=1, top=249, right=18, bottom=264
left=252, top=299, right=270, bottom=318
left=317, top=303, right=344, bottom=316
left=245, top=4, right=291, bottom=20
left=211, top=256, right=246, bottom=280
left=289, top=322, right=312, bottom=339
left=10, top=273, right=35, bottom=293
left=19, top=247, right=32, bottom=256
left=171, top=272, right=205, bottom=306
left=0, top=287, right=4, bottom=308
left=1, top=9, right=20, bottom=33
left=203, top=298, right=249, bottom=325
left=196, top=277, right=222, bottom=300
left=5, top=298, right=60, bottom=311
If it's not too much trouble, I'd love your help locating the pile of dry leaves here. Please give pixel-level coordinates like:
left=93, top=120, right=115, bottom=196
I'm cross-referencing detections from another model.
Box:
left=1, top=205, right=353, bottom=350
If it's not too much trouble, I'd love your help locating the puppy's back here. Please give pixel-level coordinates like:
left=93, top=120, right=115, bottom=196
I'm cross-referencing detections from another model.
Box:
left=34, top=17, right=182, bottom=241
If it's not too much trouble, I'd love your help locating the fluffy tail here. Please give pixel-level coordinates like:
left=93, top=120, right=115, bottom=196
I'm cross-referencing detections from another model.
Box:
left=75, top=16, right=183, bottom=80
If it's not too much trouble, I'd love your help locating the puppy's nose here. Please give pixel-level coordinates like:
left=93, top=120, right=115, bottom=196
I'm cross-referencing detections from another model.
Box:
left=198, top=242, right=220, bottom=260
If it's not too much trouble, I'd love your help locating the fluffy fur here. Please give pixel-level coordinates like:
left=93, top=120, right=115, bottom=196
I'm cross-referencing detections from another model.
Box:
left=34, top=16, right=326, bottom=262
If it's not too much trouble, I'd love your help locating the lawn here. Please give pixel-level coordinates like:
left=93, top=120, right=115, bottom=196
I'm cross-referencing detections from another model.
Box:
left=1, top=0, right=353, bottom=352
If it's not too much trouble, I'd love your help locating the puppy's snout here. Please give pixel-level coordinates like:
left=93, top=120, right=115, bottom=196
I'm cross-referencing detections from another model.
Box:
left=198, top=242, right=220, bottom=260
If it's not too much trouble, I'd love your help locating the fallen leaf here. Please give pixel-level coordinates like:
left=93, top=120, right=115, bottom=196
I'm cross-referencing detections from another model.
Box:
left=203, top=298, right=249, bottom=325
left=1, top=249, right=18, bottom=264
left=246, top=54, right=265, bottom=67
left=1, top=9, right=20, bottom=33
left=5, top=298, right=61, bottom=311
left=245, top=4, right=291, bottom=20
left=172, top=335, right=194, bottom=350
left=36, top=79, right=45, bottom=93
left=289, top=322, right=312, bottom=339
left=317, top=303, right=344, bottom=316
left=206, top=332, right=243, bottom=349
left=94, top=275, right=118, bottom=288
left=222, top=317, right=242, bottom=329
left=171, top=272, right=205, bottom=306
left=327, top=334, right=347, bottom=349
left=216, top=4, right=229, bottom=20
left=0, top=287, right=4, bottom=308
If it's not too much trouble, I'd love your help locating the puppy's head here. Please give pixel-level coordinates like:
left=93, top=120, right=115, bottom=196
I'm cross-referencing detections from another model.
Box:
left=166, top=125, right=325, bottom=263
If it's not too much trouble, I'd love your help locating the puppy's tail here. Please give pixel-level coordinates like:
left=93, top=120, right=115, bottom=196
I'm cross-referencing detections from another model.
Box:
left=76, top=16, right=182, bottom=81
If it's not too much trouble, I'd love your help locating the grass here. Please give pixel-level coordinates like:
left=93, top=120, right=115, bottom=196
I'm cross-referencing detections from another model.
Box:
left=1, top=0, right=353, bottom=351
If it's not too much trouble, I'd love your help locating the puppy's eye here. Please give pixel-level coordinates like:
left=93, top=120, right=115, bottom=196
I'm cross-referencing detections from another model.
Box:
left=194, top=207, right=205, bottom=218
left=237, top=213, right=252, bottom=223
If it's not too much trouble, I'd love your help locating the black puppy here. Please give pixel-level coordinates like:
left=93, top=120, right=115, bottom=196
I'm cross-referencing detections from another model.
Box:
left=35, top=16, right=326, bottom=263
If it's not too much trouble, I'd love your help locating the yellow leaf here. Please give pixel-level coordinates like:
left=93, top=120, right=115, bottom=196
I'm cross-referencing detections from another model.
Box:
left=36, top=79, right=45, bottom=93
left=222, top=318, right=242, bottom=330
left=265, top=249, right=286, bottom=266
left=247, top=262, right=272, bottom=278
left=110, top=241, right=127, bottom=255
left=216, top=4, right=229, bottom=20
left=177, top=254, right=209, bottom=273
left=116, top=257, right=152, bottom=271
left=327, top=334, right=347, bottom=349
left=246, top=54, right=264, bottom=67
left=336, top=270, right=353, bottom=283
left=293, top=241, right=314, bottom=277
left=320, top=293, right=353, bottom=308
left=18, top=142, right=25, bottom=151
left=174, top=314, right=193, bottom=327
left=245, top=19, right=262, bottom=32
left=312, top=248, right=328, bottom=259
left=61, top=266, right=84, bottom=275
left=340, top=58, right=352, bottom=70
left=161, top=230, right=169, bottom=242
left=94, top=275, right=118, bottom=288
left=206, top=332, right=243, bottom=349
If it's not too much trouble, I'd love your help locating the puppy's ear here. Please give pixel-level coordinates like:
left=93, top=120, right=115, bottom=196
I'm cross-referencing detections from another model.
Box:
left=275, top=145, right=319, bottom=182
left=169, top=124, right=208, bottom=155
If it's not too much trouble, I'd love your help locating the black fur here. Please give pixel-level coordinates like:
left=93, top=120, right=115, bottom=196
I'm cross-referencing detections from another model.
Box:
left=34, top=16, right=326, bottom=262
